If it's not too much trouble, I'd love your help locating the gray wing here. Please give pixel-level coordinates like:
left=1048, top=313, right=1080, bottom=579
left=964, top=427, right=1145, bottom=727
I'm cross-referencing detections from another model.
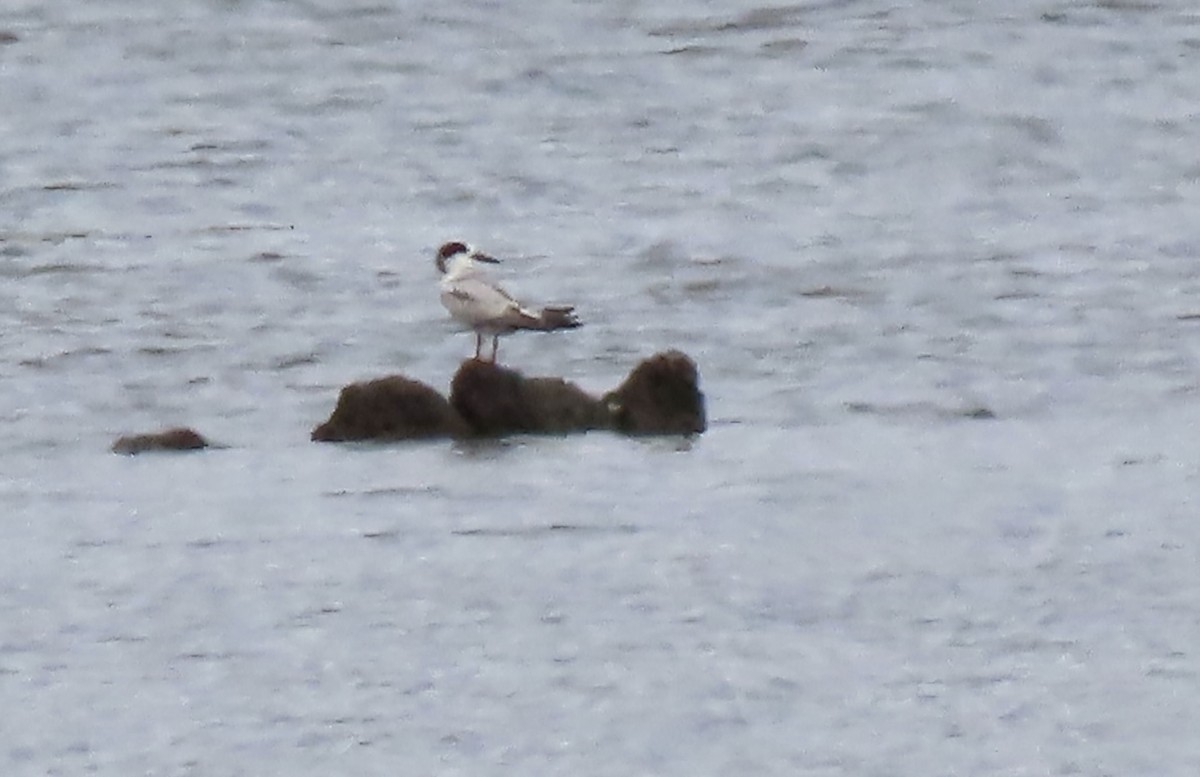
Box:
left=441, top=276, right=538, bottom=327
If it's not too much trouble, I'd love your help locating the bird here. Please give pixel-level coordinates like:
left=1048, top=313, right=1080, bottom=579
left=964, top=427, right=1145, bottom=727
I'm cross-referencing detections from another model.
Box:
left=435, top=241, right=580, bottom=362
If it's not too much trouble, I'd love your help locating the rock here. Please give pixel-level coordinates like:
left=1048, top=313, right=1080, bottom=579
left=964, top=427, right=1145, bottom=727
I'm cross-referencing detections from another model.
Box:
left=449, top=360, right=608, bottom=435
left=310, top=375, right=469, bottom=442
left=313, top=351, right=707, bottom=442
left=522, top=376, right=612, bottom=432
left=602, top=350, right=707, bottom=434
left=112, top=427, right=210, bottom=455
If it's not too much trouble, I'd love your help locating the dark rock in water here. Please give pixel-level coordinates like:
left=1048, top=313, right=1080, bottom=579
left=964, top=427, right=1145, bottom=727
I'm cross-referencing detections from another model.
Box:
left=602, top=350, right=706, bottom=434
left=522, top=376, right=611, bottom=432
left=313, top=350, right=707, bottom=442
left=449, top=360, right=608, bottom=435
left=310, top=375, right=469, bottom=442
left=448, top=360, right=529, bottom=434
left=112, top=427, right=209, bottom=455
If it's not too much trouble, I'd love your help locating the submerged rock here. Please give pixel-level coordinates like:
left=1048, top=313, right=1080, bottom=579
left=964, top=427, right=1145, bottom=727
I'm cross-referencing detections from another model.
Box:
left=602, top=350, right=707, bottom=434
left=310, top=375, right=469, bottom=442
left=312, top=351, right=707, bottom=442
left=111, top=426, right=210, bottom=455
left=449, top=360, right=609, bottom=435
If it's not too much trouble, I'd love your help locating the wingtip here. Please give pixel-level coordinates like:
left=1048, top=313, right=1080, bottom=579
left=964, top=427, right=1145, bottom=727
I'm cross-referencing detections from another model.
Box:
left=513, top=305, right=574, bottom=331
left=539, top=305, right=581, bottom=330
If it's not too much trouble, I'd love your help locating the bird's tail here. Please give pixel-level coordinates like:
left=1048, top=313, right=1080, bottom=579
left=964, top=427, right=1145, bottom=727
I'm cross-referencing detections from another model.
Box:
left=516, top=305, right=581, bottom=331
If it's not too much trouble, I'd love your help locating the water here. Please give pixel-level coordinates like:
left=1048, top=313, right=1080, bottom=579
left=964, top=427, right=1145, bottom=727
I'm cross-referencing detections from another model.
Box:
left=3, top=1, right=1200, bottom=774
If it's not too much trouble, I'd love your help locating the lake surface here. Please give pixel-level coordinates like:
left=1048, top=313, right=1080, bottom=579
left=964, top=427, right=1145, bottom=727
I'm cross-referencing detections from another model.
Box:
left=3, top=1, right=1200, bottom=774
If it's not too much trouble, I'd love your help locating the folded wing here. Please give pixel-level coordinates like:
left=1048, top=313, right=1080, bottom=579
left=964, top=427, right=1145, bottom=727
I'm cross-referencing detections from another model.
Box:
left=441, top=276, right=581, bottom=331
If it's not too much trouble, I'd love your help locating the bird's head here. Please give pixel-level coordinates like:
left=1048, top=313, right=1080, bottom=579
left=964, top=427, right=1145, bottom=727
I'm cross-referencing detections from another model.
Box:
left=435, top=241, right=499, bottom=274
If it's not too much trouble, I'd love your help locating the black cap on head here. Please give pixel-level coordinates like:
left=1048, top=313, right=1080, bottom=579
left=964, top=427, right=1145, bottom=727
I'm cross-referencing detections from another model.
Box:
left=436, top=241, right=470, bottom=273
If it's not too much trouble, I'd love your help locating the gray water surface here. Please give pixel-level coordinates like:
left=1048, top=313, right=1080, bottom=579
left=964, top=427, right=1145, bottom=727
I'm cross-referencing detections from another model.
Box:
left=3, top=2, right=1200, bottom=775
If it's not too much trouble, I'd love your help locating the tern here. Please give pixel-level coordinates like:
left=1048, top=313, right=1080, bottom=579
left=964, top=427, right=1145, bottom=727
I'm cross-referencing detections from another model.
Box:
left=435, top=241, right=580, bottom=362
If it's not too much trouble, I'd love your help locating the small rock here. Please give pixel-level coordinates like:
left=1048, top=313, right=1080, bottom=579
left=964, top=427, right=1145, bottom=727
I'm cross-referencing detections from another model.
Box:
left=602, top=350, right=707, bottom=434
left=449, top=360, right=608, bottom=435
left=311, top=375, right=468, bottom=441
left=522, top=376, right=611, bottom=432
left=112, top=427, right=209, bottom=455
